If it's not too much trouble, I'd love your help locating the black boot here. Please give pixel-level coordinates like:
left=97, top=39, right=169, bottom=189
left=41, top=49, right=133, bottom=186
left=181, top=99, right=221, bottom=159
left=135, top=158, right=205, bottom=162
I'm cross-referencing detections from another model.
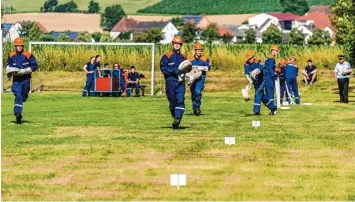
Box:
left=16, top=114, right=22, bottom=124
left=269, top=107, right=277, bottom=115
left=194, top=107, right=201, bottom=116
left=254, top=112, right=260, bottom=115
left=172, top=118, right=181, bottom=129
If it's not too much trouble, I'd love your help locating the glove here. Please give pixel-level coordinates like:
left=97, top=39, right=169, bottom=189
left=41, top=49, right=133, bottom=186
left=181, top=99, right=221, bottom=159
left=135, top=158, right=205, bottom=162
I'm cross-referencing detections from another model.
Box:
left=195, top=66, right=209, bottom=71
left=6, top=66, right=20, bottom=75
left=246, top=76, right=253, bottom=84
left=185, top=73, right=195, bottom=86
left=17, top=67, right=32, bottom=75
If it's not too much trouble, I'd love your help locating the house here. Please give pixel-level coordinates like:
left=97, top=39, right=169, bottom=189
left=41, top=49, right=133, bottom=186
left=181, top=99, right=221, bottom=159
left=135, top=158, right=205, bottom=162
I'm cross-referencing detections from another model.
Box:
left=307, top=5, right=333, bottom=15
left=181, top=16, right=211, bottom=29
left=294, top=11, right=334, bottom=38
left=51, top=32, right=79, bottom=41
left=226, top=25, right=262, bottom=43
left=132, top=21, right=179, bottom=44
left=296, top=25, right=313, bottom=43
left=110, top=17, right=138, bottom=40
left=248, top=13, right=299, bottom=33
left=268, top=12, right=300, bottom=31
left=2, top=22, right=22, bottom=42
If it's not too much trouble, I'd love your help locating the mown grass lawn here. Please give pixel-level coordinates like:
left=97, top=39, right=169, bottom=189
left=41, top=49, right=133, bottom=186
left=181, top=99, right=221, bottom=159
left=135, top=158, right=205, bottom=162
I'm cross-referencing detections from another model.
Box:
left=1, top=81, right=355, bottom=200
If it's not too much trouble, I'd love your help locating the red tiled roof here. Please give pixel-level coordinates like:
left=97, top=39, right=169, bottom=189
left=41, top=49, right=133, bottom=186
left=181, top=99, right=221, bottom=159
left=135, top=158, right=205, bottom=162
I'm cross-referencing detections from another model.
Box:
left=217, top=25, right=235, bottom=36
left=296, top=11, right=332, bottom=29
left=34, top=21, right=48, bottom=33
left=308, top=5, right=333, bottom=15
left=111, top=17, right=138, bottom=32
left=268, top=12, right=300, bottom=21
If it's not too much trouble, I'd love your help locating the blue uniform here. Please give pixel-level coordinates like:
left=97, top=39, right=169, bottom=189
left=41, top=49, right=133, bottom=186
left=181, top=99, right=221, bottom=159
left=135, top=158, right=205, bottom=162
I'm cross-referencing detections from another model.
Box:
left=190, top=55, right=211, bottom=110
left=112, top=69, right=125, bottom=92
left=277, top=67, right=289, bottom=104
left=160, top=50, right=186, bottom=119
left=7, top=50, right=38, bottom=116
left=244, top=58, right=263, bottom=89
left=285, top=63, right=300, bottom=104
left=82, top=62, right=97, bottom=96
left=253, top=56, right=276, bottom=113
left=128, top=72, right=140, bottom=94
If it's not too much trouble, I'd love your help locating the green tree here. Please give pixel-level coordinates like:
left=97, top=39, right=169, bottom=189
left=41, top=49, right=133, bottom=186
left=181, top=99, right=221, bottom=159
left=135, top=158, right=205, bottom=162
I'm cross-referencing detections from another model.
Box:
left=202, top=24, right=219, bottom=44
left=19, top=21, right=35, bottom=37
left=147, top=27, right=162, bottom=43
left=222, top=34, right=233, bottom=44
left=41, top=0, right=58, bottom=12
left=39, top=34, right=56, bottom=41
left=54, top=0, right=78, bottom=12
left=4, top=5, right=16, bottom=14
left=99, top=32, right=112, bottom=42
left=182, top=22, right=197, bottom=43
left=245, top=28, right=256, bottom=44
left=100, top=5, right=126, bottom=30
left=289, top=28, right=304, bottom=45
left=77, top=32, right=92, bottom=42
left=308, top=29, right=331, bottom=45
left=262, top=24, right=283, bottom=44
left=58, top=33, right=71, bottom=42
left=332, top=0, right=355, bottom=64
left=88, top=0, right=100, bottom=13
left=133, top=32, right=149, bottom=42
left=280, top=0, right=309, bottom=15
left=29, top=23, right=44, bottom=40
left=92, top=32, right=102, bottom=42
left=171, top=17, right=184, bottom=27
left=118, top=32, right=132, bottom=40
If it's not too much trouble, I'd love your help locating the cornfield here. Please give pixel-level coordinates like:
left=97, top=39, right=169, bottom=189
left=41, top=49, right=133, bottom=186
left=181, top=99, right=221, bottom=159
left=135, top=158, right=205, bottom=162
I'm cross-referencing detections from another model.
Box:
left=3, top=43, right=345, bottom=72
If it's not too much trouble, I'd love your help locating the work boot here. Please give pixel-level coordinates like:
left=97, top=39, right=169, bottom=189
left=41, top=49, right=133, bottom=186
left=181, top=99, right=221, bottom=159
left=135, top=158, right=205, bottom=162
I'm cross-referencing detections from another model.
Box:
left=253, top=112, right=260, bottom=115
left=172, top=118, right=181, bottom=129
left=16, top=114, right=22, bottom=124
left=194, top=107, right=201, bottom=116
left=269, top=107, right=277, bottom=115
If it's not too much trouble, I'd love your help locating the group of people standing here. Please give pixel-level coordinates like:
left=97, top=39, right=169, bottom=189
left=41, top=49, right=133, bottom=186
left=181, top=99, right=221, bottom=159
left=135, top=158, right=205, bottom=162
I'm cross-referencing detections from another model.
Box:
left=82, top=55, right=142, bottom=97
left=4, top=37, right=353, bottom=125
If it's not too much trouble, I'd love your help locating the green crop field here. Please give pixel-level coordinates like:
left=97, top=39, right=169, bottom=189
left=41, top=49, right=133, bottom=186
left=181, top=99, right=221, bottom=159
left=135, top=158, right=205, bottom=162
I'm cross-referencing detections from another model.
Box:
left=138, top=0, right=335, bottom=14
left=4, top=0, right=160, bottom=14
left=2, top=71, right=355, bottom=200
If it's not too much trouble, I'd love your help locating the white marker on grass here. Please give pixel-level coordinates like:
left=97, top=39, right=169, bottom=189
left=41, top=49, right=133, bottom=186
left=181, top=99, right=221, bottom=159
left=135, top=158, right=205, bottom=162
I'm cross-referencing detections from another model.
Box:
left=280, top=106, right=291, bottom=110
left=252, top=120, right=260, bottom=129
left=224, top=137, right=235, bottom=146
left=302, top=103, right=313, bottom=106
left=170, top=173, right=186, bottom=190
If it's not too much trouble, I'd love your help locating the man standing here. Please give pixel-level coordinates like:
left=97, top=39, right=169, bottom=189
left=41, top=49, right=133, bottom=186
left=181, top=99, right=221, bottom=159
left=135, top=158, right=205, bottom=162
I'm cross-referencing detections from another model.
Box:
left=334, top=54, right=352, bottom=103
left=303, top=59, right=317, bottom=85
left=285, top=56, right=300, bottom=104
left=160, top=35, right=186, bottom=129
left=189, top=42, right=211, bottom=116
left=6, top=37, right=38, bottom=124
left=254, top=45, right=278, bottom=115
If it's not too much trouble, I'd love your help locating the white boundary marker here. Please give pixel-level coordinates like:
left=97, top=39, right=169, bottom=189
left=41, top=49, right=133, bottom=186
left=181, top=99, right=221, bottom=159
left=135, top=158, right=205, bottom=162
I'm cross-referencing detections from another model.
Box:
left=28, top=41, right=156, bottom=95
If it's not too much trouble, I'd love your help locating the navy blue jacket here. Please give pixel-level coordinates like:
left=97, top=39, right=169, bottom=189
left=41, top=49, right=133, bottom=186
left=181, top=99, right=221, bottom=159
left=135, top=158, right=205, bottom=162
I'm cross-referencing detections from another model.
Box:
left=285, top=63, right=299, bottom=79
left=263, top=55, right=276, bottom=82
left=8, top=50, right=38, bottom=82
left=160, top=50, right=186, bottom=80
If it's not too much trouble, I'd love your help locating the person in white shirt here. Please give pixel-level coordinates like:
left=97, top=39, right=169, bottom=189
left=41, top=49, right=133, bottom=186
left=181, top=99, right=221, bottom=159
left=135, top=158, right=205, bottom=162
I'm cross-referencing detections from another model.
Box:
left=334, top=54, right=352, bottom=103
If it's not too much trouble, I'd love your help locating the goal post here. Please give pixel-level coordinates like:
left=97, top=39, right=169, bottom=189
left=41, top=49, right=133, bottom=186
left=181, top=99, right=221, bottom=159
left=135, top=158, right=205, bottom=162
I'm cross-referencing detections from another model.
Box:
left=28, top=41, right=156, bottom=96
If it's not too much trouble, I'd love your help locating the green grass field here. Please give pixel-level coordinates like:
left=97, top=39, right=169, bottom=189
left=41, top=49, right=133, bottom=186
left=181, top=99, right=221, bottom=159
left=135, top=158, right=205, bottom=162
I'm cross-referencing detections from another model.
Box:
left=2, top=71, right=355, bottom=200
left=5, top=0, right=160, bottom=14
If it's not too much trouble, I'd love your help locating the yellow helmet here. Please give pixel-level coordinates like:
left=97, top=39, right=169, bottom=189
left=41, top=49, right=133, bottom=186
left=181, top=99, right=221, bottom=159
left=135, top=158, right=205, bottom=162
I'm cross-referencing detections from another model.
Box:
left=270, top=44, right=280, bottom=51
left=245, top=49, right=255, bottom=60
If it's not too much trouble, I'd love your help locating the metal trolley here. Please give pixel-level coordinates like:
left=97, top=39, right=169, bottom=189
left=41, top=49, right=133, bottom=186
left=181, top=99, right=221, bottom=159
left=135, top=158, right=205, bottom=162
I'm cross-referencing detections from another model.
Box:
left=94, top=68, right=123, bottom=96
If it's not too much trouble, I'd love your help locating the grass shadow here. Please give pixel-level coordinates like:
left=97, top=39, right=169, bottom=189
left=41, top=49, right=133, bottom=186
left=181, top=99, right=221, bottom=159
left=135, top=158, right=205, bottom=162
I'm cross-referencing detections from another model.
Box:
left=10, top=120, right=33, bottom=124
left=160, top=126, right=190, bottom=130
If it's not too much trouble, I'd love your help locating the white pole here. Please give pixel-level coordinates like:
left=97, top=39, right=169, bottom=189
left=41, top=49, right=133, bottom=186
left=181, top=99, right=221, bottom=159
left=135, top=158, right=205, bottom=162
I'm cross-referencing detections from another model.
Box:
left=151, top=44, right=155, bottom=96
left=29, top=42, right=32, bottom=93
left=276, top=77, right=281, bottom=108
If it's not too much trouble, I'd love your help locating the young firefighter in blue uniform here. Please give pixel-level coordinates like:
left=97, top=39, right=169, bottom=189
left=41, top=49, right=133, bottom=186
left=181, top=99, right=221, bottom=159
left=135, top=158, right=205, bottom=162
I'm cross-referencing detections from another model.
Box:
left=127, top=66, right=140, bottom=97
left=189, top=42, right=211, bottom=116
left=275, top=58, right=287, bottom=104
left=82, top=56, right=97, bottom=96
left=285, top=56, right=300, bottom=104
left=112, top=63, right=125, bottom=96
left=160, top=35, right=186, bottom=129
left=7, top=37, right=38, bottom=124
left=244, top=49, right=263, bottom=94
left=254, top=45, right=279, bottom=115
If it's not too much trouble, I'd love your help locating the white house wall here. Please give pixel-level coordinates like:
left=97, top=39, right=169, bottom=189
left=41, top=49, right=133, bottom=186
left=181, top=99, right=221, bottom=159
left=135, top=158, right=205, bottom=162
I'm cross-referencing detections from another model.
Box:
left=160, top=22, right=179, bottom=44
left=248, top=13, right=279, bottom=28
left=4, top=25, right=20, bottom=42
